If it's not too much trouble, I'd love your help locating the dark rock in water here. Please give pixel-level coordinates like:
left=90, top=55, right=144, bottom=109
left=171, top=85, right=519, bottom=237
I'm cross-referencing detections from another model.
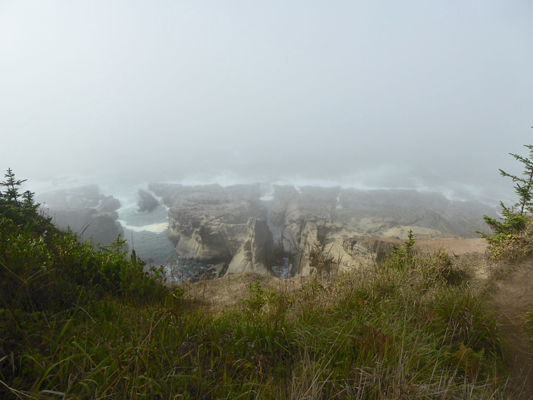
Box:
left=99, top=196, right=121, bottom=212
left=37, top=184, right=125, bottom=248
left=46, top=207, right=97, bottom=232
left=68, top=184, right=102, bottom=208
left=88, top=213, right=125, bottom=246
left=45, top=207, right=125, bottom=248
left=138, top=189, right=159, bottom=212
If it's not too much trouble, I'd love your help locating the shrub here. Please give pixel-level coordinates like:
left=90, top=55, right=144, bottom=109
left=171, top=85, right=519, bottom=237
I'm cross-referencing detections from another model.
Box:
left=0, top=169, right=170, bottom=319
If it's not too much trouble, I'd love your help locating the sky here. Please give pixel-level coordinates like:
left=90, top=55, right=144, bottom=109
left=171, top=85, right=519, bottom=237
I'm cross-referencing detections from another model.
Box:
left=1, top=0, right=533, bottom=201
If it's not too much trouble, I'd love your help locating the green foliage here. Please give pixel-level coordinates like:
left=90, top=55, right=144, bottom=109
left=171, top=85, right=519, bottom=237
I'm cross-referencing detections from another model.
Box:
left=478, top=142, right=533, bottom=259
left=240, top=280, right=267, bottom=313
left=523, top=305, right=533, bottom=347
left=387, top=229, right=416, bottom=269
left=0, top=168, right=51, bottom=236
left=0, top=169, right=167, bottom=305
left=501, top=144, right=533, bottom=215
left=0, top=169, right=171, bottom=398
left=484, top=233, right=532, bottom=261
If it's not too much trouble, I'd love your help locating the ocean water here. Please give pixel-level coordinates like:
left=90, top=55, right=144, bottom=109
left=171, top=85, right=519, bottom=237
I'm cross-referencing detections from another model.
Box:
left=110, top=185, right=222, bottom=283
left=111, top=183, right=296, bottom=281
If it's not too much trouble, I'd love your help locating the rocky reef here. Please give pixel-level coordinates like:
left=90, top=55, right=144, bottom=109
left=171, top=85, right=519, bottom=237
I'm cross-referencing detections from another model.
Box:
left=138, top=189, right=159, bottom=212
left=270, top=185, right=498, bottom=275
left=37, top=185, right=124, bottom=247
left=150, top=182, right=498, bottom=278
left=150, top=183, right=274, bottom=275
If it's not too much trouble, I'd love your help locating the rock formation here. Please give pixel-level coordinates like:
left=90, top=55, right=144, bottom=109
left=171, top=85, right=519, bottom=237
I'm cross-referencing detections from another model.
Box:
left=270, top=185, right=299, bottom=226
left=150, top=182, right=498, bottom=278
left=99, top=196, right=121, bottom=213
left=164, top=183, right=275, bottom=275
left=37, top=185, right=124, bottom=248
left=138, top=189, right=159, bottom=212
left=268, top=185, right=498, bottom=275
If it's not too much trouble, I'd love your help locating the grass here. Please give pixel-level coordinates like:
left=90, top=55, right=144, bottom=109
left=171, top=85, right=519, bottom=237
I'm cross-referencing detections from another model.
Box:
left=1, top=249, right=509, bottom=398
left=0, top=171, right=517, bottom=399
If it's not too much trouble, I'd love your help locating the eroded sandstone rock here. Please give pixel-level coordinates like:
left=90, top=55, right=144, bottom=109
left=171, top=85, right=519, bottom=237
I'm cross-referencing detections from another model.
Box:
left=167, top=184, right=274, bottom=275
left=271, top=185, right=299, bottom=226
left=159, top=182, right=498, bottom=279
left=269, top=185, right=498, bottom=276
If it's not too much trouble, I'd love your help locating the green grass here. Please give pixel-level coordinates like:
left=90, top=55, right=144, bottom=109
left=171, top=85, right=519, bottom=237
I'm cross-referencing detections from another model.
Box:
left=0, top=172, right=514, bottom=399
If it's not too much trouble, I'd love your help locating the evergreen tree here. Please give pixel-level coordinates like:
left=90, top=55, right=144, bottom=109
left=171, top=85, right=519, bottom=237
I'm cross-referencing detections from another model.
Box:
left=0, top=167, right=27, bottom=205
left=501, top=144, right=533, bottom=215
left=481, top=139, right=533, bottom=236
left=0, top=168, right=46, bottom=232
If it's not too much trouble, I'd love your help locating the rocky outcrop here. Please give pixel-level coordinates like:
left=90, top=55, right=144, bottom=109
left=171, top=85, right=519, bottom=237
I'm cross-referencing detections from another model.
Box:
left=138, top=189, right=159, bottom=212
left=155, top=182, right=498, bottom=278
left=268, top=185, right=498, bottom=275
left=37, top=185, right=124, bottom=248
left=99, top=196, right=121, bottom=213
left=148, top=182, right=261, bottom=207
left=166, top=184, right=274, bottom=275
left=45, top=207, right=124, bottom=247
left=343, top=236, right=402, bottom=264
left=334, top=188, right=499, bottom=237
left=271, top=185, right=299, bottom=226
left=272, top=186, right=497, bottom=240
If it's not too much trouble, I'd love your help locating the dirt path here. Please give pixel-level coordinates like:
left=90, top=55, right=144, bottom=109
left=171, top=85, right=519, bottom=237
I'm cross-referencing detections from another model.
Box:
left=376, top=237, right=533, bottom=397
left=415, top=238, right=533, bottom=397
left=359, top=237, right=533, bottom=397
left=488, top=260, right=533, bottom=398
left=414, top=237, right=488, bottom=256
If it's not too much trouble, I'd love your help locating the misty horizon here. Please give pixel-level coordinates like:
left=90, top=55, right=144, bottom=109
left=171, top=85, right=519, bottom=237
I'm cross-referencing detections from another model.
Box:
left=1, top=1, right=532, bottom=205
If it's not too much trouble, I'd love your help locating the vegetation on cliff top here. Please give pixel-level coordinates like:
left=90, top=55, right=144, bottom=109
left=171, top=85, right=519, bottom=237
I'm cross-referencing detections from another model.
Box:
left=0, top=169, right=523, bottom=399
left=478, top=142, right=533, bottom=260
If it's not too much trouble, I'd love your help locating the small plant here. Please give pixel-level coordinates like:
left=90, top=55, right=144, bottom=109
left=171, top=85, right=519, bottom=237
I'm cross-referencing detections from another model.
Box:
left=240, top=280, right=266, bottom=313
left=386, top=229, right=416, bottom=269
left=523, top=305, right=533, bottom=347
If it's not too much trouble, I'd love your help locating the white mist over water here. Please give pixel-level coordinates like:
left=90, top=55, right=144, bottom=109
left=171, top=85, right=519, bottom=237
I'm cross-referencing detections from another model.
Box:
left=25, top=166, right=514, bottom=210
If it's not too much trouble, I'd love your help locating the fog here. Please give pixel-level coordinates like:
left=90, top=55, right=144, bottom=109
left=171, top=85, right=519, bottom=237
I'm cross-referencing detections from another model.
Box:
left=1, top=1, right=533, bottom=203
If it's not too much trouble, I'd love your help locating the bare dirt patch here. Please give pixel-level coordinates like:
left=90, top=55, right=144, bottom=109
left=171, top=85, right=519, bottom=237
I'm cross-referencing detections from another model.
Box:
left=413, top=238, right=533, bottom=396
left=489, top=259, right=533, bottom=398
left=176, top=272, right=313, bottom=312
left=414, top=238, right=488, bottom=256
